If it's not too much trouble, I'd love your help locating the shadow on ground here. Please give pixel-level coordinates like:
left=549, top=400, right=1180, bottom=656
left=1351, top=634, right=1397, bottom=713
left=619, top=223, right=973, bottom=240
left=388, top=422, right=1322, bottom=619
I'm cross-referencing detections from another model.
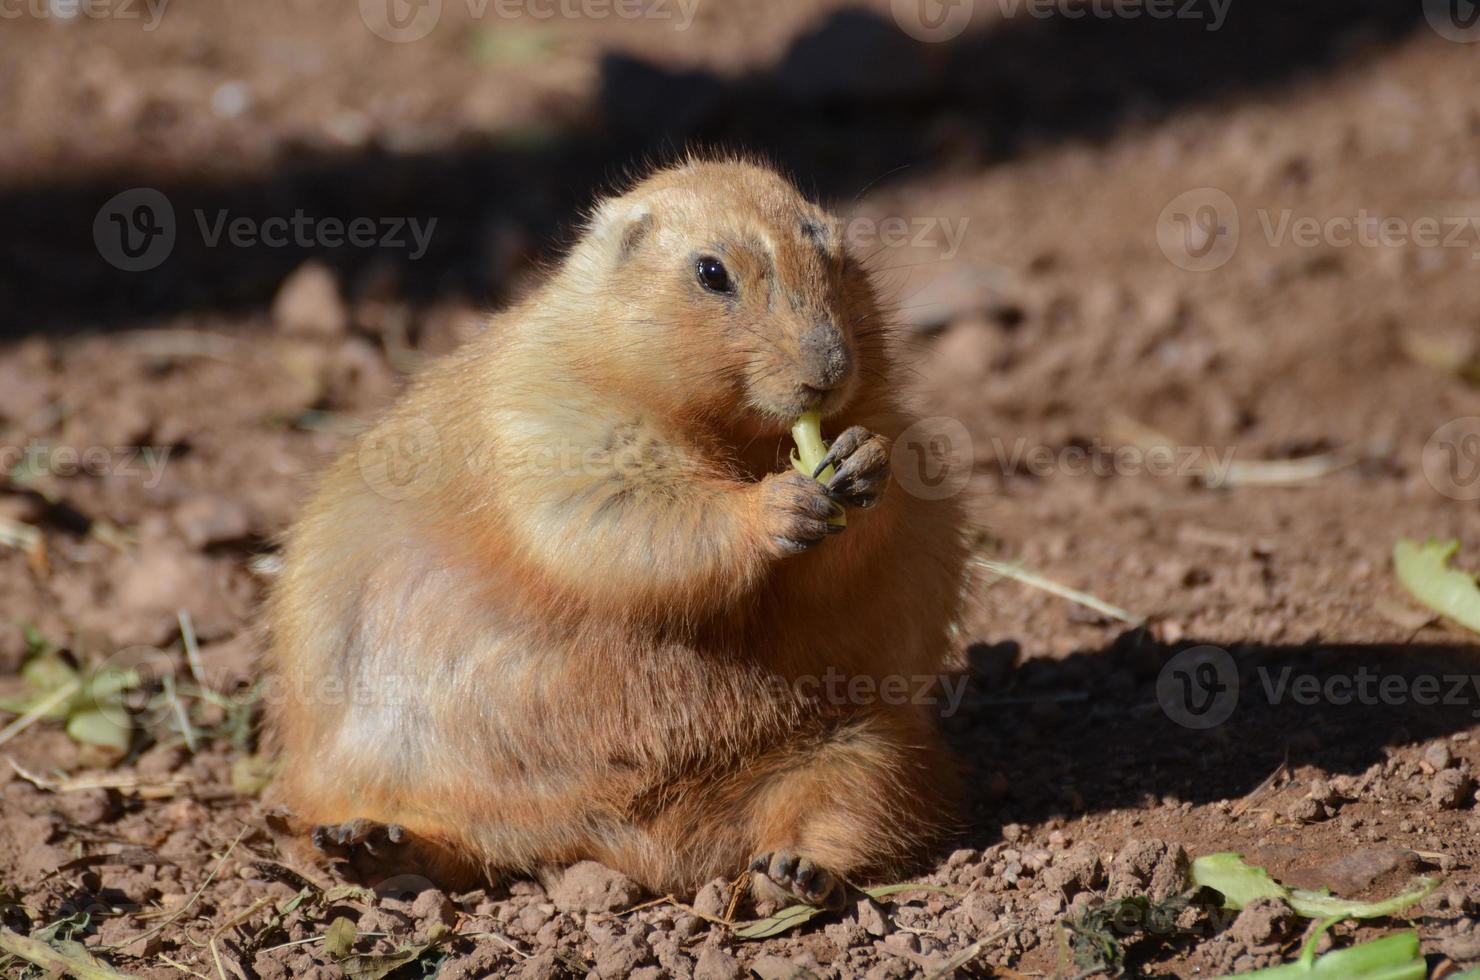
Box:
left=952, top=635, right=1480, bottom=845
left=0, top=0, right=1431, bottom=334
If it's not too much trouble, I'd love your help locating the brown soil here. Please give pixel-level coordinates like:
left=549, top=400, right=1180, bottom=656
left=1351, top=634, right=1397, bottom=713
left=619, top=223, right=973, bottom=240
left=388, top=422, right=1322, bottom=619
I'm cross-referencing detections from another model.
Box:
left=1, top=1, right=1478, bottom=977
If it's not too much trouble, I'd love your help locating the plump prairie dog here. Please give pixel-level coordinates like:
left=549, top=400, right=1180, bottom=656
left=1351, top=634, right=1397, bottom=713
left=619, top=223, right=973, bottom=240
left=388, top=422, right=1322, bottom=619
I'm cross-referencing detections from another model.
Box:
left=266, top=158, right=969, bottom=907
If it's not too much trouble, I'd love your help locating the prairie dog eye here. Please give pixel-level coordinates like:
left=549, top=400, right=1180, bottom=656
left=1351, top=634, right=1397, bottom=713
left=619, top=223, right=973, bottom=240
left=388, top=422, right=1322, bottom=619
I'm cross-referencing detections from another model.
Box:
left=695, top=256, right=732, bottom=294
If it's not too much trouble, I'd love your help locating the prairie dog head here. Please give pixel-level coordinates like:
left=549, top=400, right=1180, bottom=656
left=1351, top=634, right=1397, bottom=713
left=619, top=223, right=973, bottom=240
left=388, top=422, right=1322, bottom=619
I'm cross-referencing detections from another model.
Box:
left=557, top=159, right=882, bottom=431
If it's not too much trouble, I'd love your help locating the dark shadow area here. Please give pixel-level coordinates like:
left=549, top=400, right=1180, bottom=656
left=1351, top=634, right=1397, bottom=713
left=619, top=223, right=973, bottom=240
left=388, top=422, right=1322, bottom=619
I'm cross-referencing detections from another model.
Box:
left=950, top=633, right=1480, bottom=844
left=0, top=0, right=1430, bottom=334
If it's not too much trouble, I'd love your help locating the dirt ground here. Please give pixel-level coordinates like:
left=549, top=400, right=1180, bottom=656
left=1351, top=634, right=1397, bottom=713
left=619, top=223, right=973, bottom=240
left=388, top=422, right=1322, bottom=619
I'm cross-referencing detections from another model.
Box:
left=2, top=1, right=1480, bottom=977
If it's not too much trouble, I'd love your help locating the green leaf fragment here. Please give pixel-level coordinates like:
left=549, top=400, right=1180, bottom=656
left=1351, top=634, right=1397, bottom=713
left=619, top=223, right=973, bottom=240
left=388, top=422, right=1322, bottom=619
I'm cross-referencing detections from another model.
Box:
left=1393, top=538, right=1480, bottom=636
left=323, top=916, right=358, bottom=960
left=65, top=708, right=132, bottom=752
left=734, top=903, right=823, bottom=939
left=1191, top=853, right=1439, bottom=920
left=1219, top=921, right=1424, bottom=979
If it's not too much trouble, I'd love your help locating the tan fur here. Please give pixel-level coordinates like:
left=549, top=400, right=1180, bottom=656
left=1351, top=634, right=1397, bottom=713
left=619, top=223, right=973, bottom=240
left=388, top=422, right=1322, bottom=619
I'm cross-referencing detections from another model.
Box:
left=264, top=158, right=969, bottom=897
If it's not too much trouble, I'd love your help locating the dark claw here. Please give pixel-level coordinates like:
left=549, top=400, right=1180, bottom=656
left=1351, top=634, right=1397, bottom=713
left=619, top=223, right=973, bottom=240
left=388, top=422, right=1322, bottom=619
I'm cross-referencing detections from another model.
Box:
left=812, top=426, right=867, bottom=478
left=825, top=457, right=862, bottom=495
left=775, top=536, right=818, bottom=554
left=824, top=523, right=846, bottom=535
left=750, top=851, right=844, bottom=909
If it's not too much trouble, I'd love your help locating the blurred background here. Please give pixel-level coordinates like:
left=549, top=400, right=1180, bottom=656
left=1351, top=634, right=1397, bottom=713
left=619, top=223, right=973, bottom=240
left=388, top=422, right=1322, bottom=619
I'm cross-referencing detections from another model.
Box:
left=2, top=1, right=1480, bottom=976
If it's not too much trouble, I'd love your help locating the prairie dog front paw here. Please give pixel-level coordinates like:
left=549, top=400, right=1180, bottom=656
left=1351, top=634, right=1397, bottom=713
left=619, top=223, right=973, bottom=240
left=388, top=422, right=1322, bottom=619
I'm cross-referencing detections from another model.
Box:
left=760, top=471, right=845, bottom=556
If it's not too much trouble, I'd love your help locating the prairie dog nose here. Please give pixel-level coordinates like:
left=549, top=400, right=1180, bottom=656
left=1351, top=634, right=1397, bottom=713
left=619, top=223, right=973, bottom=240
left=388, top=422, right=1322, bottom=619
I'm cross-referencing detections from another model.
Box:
left=799, top=323, right=851, bottom=391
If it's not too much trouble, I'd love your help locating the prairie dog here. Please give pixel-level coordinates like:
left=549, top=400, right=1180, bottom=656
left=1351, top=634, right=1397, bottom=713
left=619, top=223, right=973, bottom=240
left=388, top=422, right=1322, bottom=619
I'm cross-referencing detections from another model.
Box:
left=266, top=158, right=969, bottom=907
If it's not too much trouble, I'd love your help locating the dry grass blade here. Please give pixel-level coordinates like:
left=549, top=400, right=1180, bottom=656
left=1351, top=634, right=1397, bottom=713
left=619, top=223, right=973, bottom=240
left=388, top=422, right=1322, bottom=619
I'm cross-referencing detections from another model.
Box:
left=0, top=678, right=82, bottom=749
left=1216, top=453, right=1355, bottom=488
left=1232, top=759, right=1289, bottom=817
left=8, top=757, right=189, bottom=795
left=619, top=894, right=732, bottom=928
left=0, top=926, right=136, bottom=979
left=158, top=952, right=211, bottom=979
left=178, top=610, right=208, bottom=689
left=1108, top=413, right=1354, bottom=488
left=974, top=558, right=1145, bottom=626
left=110, top=828, right=248, bottom=951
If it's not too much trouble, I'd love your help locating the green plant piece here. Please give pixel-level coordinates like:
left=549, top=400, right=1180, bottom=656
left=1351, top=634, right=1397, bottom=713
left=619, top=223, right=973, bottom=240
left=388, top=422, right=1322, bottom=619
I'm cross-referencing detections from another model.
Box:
left=1393, top=538, right=1480, bottom=636
left=324, top=916, right=357, bottom=959
left=1219, top=920, right=1424, bottom=979
left=1191, top=853, right=1438, bottom=920
left=789, top=410, right=845, bottom=527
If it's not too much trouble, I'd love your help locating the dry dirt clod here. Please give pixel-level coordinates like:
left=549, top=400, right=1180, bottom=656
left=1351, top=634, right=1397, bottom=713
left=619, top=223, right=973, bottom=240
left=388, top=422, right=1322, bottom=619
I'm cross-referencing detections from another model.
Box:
left=692, top=878, right=729, bottom=919
left=548, top=860, right=643, bottom=913
left=1423, top=742, right=1455, bottom=773
left=1106, top=839, right=1189, bottom=901
left=594, top=932, right=651, bottom=978
left=1230, top=897, right=1297, bottom=949
left=1287, top=796, right=1330, bottom=823
left=693, top=945, right=743, bottom=980
left=856, top=896, right=892, bottom=937
left=1432, top=769, right=1475, bottom=811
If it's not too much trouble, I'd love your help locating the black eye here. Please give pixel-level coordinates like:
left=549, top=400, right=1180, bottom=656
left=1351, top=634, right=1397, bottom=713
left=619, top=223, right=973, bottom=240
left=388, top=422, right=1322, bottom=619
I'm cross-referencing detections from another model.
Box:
left=696, top=256, right=732, bottom=294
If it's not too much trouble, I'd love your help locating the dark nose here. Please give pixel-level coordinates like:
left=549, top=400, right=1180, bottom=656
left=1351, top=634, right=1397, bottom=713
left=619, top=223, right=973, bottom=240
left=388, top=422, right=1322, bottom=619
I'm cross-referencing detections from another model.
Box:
left=799, top=323, right=851, bottom=391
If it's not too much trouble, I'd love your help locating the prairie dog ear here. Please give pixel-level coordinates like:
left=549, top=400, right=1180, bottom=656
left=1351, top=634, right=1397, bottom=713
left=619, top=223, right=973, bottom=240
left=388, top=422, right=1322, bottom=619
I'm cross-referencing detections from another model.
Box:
left=589, top=199, right=655, bottom=264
